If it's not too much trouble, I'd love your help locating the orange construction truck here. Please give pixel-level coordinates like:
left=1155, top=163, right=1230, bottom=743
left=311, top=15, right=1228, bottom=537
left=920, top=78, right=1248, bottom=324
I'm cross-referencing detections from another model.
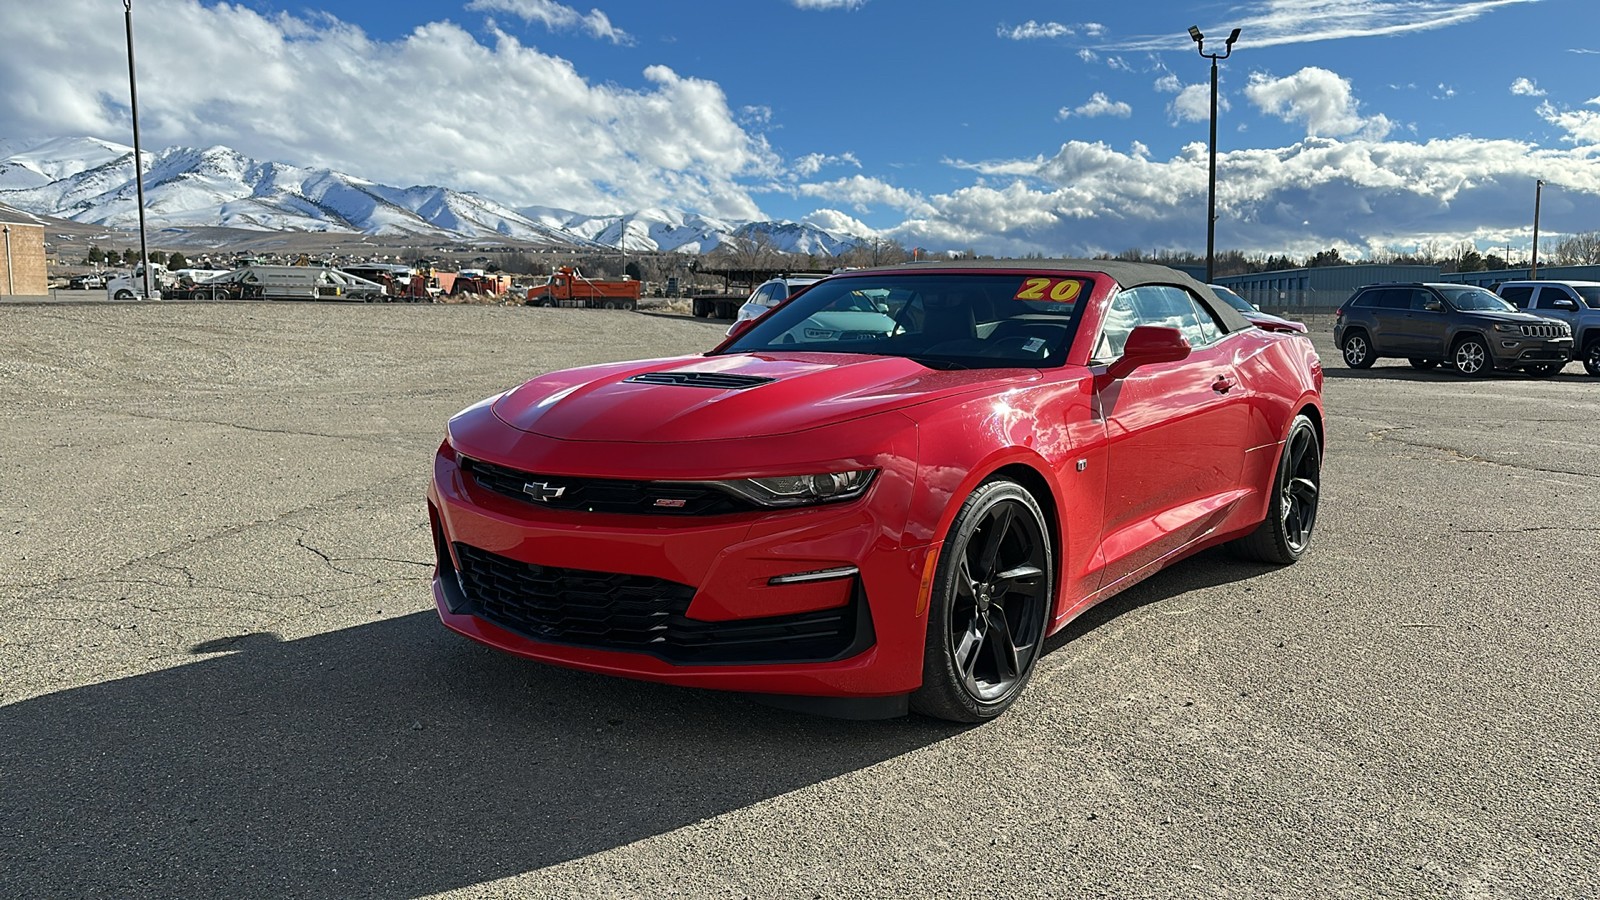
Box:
left=525, top=266, right=641, bottom=310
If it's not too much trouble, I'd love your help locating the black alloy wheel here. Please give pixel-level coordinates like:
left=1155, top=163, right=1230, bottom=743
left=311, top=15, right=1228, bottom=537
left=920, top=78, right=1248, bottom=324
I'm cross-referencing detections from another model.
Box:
left=1409, top=358, right=1439, bottom=371
left=1453, top=335, right=1492, bottom=376
left=1341, top=332, right=1374, bottom=368
left=1584, top=341, right=1600, bottom=377
left=1230, top=414, right=1321, bottom=565
left=912, top=479, right=1053, bottom=723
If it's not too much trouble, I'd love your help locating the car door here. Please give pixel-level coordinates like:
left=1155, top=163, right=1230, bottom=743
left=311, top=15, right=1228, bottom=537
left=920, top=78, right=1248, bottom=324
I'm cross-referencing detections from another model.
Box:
left=1094, top=285, right=1250, bottom=591
left=1532, top=286, right=1579, bottom=330
left=1402, top=288, right=1451, bottom=357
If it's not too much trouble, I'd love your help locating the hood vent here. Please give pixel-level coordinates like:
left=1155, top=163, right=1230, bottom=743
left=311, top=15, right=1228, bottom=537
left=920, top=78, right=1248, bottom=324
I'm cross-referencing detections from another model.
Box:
left=625, top=371, right=775, bottom=390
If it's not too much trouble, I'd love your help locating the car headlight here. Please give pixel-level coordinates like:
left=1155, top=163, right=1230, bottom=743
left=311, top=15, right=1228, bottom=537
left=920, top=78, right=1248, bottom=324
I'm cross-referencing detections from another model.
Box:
left=692, top=469, right=878, bottom=507
left=1493, top=323, right=1520, bottom=333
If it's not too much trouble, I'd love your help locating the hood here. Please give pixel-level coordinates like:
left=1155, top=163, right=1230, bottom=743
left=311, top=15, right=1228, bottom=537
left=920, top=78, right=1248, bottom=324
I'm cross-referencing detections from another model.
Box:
left=1461, top=308, right=1559, bottom=324
left=492, top=352, right=1030, bottom=443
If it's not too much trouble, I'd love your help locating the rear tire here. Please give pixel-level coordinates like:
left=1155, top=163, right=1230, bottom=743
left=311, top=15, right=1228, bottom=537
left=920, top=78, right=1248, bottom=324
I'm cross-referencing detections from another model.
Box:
left=911, top=479, right=1053, bottom=723
left=1229, top=414, right=1321, bottom=565
left=1341, top=331, right=1374, bottom=368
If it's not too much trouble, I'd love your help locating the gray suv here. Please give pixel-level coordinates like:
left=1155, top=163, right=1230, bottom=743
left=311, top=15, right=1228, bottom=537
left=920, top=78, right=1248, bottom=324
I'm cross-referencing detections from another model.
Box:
left=1334, top=283, right=1572, bottom=376
left=1494, top=280, right=1600, bottom=375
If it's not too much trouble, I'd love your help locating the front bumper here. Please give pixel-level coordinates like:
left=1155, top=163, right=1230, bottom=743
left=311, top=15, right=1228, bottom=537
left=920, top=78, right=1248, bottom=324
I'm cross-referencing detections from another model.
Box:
left=1490, top=336, right=1572, bottom=367
left=427, top=437, right=934, bottom=698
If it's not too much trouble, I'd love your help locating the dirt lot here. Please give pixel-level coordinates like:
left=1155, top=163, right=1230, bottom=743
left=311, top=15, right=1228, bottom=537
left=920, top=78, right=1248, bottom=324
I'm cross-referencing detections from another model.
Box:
left=1, top=301, right=1596, bottom=899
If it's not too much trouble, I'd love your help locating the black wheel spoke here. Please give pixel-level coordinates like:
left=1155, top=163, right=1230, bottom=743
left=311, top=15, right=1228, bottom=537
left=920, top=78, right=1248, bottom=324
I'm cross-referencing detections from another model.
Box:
left=985, top=612, right=1020, bottom=681
left=993, top=564, right=1044, bottom=595
left=955, top=617, right=986, bottom=692
left=1289, top=477, right=1318, bottom=504
left=976, top=504, right=1015, bottom=576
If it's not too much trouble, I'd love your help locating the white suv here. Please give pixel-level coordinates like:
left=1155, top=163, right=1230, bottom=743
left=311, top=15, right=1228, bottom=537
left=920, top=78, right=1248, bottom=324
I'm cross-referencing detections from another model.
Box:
left=725, top=275, right=826, bottom=335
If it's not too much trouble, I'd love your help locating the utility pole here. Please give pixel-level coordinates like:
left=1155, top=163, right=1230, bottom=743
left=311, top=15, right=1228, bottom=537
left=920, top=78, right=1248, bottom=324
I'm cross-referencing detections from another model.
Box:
left=124, top=0, right=154, bottom=300
left=1530, top=179, right=1544, bottom=280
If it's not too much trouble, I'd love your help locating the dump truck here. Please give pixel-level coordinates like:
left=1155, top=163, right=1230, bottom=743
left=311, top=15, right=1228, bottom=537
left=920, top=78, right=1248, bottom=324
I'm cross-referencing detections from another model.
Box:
left=524, top=266, right=641, bottom=310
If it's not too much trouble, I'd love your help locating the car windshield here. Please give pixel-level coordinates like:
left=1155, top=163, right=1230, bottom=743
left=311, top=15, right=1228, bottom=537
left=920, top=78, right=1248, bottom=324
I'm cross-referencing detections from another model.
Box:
left=717, top=272, right=1093, bottom=369
left=1209, top=284, right=1257, bottom=314
left=1440, top=287, right=1513, bottom=311
left=1574, top=286, right=1600, bottom=308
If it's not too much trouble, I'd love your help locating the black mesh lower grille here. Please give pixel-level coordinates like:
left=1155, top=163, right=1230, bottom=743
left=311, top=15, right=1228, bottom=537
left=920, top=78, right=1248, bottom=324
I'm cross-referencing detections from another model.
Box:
left=450, top=543, right=870, bottom=664
left=462, top=457, right=757, bottom=516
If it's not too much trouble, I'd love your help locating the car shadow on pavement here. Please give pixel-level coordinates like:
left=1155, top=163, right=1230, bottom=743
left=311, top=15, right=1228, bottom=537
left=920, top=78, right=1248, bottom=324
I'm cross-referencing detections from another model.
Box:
left=0, top=612, right=953, bottom=899
left=1045, top=547, right=1277, bottom=653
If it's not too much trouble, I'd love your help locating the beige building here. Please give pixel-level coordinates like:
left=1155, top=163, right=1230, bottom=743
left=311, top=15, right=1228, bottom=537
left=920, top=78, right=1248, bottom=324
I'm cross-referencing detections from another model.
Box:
left=2, top=221, right=48, bottom=296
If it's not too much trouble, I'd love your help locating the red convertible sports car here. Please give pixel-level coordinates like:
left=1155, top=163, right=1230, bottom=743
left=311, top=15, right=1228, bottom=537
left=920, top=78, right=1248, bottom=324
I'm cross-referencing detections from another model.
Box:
left=428, top=260, right=1324, bottom=721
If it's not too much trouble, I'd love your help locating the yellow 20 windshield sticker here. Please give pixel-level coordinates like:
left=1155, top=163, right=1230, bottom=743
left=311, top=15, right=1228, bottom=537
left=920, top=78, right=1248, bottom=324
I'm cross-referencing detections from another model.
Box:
left=1013, top=277, right=1084, bottom=303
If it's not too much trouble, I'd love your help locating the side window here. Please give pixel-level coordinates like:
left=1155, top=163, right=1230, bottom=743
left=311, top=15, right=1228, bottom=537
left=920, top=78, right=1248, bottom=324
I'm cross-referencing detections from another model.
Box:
left=1094, top=289, right=1139, bottom=360
left=1409, top=289, right=1438, bottom=311
left=1533, top=286, right=1573, bottom=308
left=1183, top=289, right=1225, bottom=345
left=1499, top=285, right=1534, bottom=309
left=1353, top=289, right=1383, bottom=308
left=750, top=284, right=777, bottom=306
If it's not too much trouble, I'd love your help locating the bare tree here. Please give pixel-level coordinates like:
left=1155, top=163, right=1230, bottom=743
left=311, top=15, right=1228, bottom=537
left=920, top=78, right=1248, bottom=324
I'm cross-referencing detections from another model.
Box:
left=1549, top=230, right=1600, bottom=265
left=840, top=237, right=909, bottom=268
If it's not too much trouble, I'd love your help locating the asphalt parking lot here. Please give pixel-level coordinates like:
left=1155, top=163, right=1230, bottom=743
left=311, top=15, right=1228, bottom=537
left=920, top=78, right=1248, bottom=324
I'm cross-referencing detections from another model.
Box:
left=2, top=300, right=1596, bottom=899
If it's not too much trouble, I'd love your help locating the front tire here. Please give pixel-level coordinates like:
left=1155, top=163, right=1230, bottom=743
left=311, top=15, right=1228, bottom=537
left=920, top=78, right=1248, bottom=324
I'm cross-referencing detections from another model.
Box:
left=1341, top=331, right=1374, bottom=368
left=1229, top=414, right=1321, bottom=565
left=912, top=479, right=1053, bottom=723
left=1583, top=340, right=1600, bottom=377
left=1452, top=335, right=1492, bottom=376
left=114, top=289, right=134, bottom=300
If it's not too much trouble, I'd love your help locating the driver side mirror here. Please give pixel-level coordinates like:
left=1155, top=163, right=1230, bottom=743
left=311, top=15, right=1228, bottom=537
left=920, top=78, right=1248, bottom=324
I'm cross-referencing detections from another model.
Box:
left=1423, top=299, right=1444, bottom=312
left=1104, top=325, right=1191, bottom=381
left=1552, top=297, right=1579, bottom=310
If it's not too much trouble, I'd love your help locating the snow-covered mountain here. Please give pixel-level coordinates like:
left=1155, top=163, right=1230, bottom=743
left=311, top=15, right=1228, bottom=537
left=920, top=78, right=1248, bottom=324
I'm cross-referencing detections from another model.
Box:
left=0, top=137, right=869, bottom=256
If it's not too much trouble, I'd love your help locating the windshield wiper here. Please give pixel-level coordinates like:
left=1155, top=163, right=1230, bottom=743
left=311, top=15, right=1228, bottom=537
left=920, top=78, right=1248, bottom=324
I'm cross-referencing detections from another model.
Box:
left=905, top=355, right=968, bottom=371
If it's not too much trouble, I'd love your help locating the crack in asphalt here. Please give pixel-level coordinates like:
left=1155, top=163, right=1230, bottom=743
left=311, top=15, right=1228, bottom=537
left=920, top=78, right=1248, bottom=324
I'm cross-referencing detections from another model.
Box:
left=1358, top=424, right=1599, bottom=481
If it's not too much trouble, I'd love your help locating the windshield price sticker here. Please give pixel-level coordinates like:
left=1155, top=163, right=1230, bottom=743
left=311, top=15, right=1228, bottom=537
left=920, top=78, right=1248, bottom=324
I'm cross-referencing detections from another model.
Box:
left=1014, top=277, right=1084, bottom=303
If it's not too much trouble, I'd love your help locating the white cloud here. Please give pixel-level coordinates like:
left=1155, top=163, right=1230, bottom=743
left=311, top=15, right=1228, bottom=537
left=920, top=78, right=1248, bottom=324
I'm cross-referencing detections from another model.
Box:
left=888, top=135, right=1600, bottom=259
left=466, top=0, right=632, bottom=45
left=790, top=0, right=866, bottom=9
left=1539, top=101, right=1600, bottom=144
left=999, top=20, right=1074, bottom=40
left=1067, top=93, right=1133, bottom=119
left=792, top=175, right=935, bottom=216
left=1106, top=0, right=1542, bottom=51
left=1170, top=84, right=1227, bottom=124
left=1510, top=77, right=1546, bottom=97
left=1154, top=74, right=1183, bottom=93
left=0, top=0, right=773, bottom=219
left=1078, top=49, right=1099, bottom=63
left=800, top=209, right=877, bottom=237
left=1246, top=68, right=1394, bottom=138
left=792, top=152, right=862, bottom=176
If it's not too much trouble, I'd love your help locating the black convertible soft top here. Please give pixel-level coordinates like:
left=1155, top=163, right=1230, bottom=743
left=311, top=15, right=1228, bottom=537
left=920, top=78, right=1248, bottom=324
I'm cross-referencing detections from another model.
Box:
left=849, top=258, right=1254, bottom=334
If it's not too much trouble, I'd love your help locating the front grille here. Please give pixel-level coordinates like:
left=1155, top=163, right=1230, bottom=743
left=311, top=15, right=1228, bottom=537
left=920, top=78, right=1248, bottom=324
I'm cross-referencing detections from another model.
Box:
left=1520, top=323, right=1567, bottom=338
left=450, top=543, right=869, bottom=664
left=624, top=371, right=775, bottom=390
left=462, top=457, right=757, bottom=516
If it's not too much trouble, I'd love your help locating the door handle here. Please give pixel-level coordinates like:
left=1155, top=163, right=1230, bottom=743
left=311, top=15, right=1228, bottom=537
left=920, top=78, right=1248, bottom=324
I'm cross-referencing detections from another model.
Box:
left=1211, top=376, right=1235, bottom=394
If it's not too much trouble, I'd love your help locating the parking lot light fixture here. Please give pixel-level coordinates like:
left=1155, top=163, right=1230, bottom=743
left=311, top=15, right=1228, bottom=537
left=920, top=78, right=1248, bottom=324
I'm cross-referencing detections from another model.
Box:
left=1190, top=24, right=1240, bottom=283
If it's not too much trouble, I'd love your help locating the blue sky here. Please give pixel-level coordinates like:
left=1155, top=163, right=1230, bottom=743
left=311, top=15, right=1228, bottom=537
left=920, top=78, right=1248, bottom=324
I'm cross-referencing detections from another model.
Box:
left=2, top=0, right=1598, bottom=258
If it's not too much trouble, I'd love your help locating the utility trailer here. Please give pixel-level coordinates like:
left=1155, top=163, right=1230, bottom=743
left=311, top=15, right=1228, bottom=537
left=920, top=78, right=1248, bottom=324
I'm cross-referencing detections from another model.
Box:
left=524, top=266, right=641, bottom=310
left=203, top=265, right=386, bottom=302
left=340, top=264, right=436, bottom=302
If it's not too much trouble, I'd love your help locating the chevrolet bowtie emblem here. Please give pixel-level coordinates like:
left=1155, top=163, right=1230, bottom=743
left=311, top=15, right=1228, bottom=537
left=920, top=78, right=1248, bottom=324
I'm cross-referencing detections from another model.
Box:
left=523, top=481, right=567, bottom=502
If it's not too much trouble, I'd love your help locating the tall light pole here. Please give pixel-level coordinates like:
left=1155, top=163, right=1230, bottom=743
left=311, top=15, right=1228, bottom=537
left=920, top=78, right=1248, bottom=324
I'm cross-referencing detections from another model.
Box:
left=1530, top=178, right=1544, bottom=280
left=124, top=0, right=154, bottom=300
left=1189, top=25, right=1240, bottom=284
